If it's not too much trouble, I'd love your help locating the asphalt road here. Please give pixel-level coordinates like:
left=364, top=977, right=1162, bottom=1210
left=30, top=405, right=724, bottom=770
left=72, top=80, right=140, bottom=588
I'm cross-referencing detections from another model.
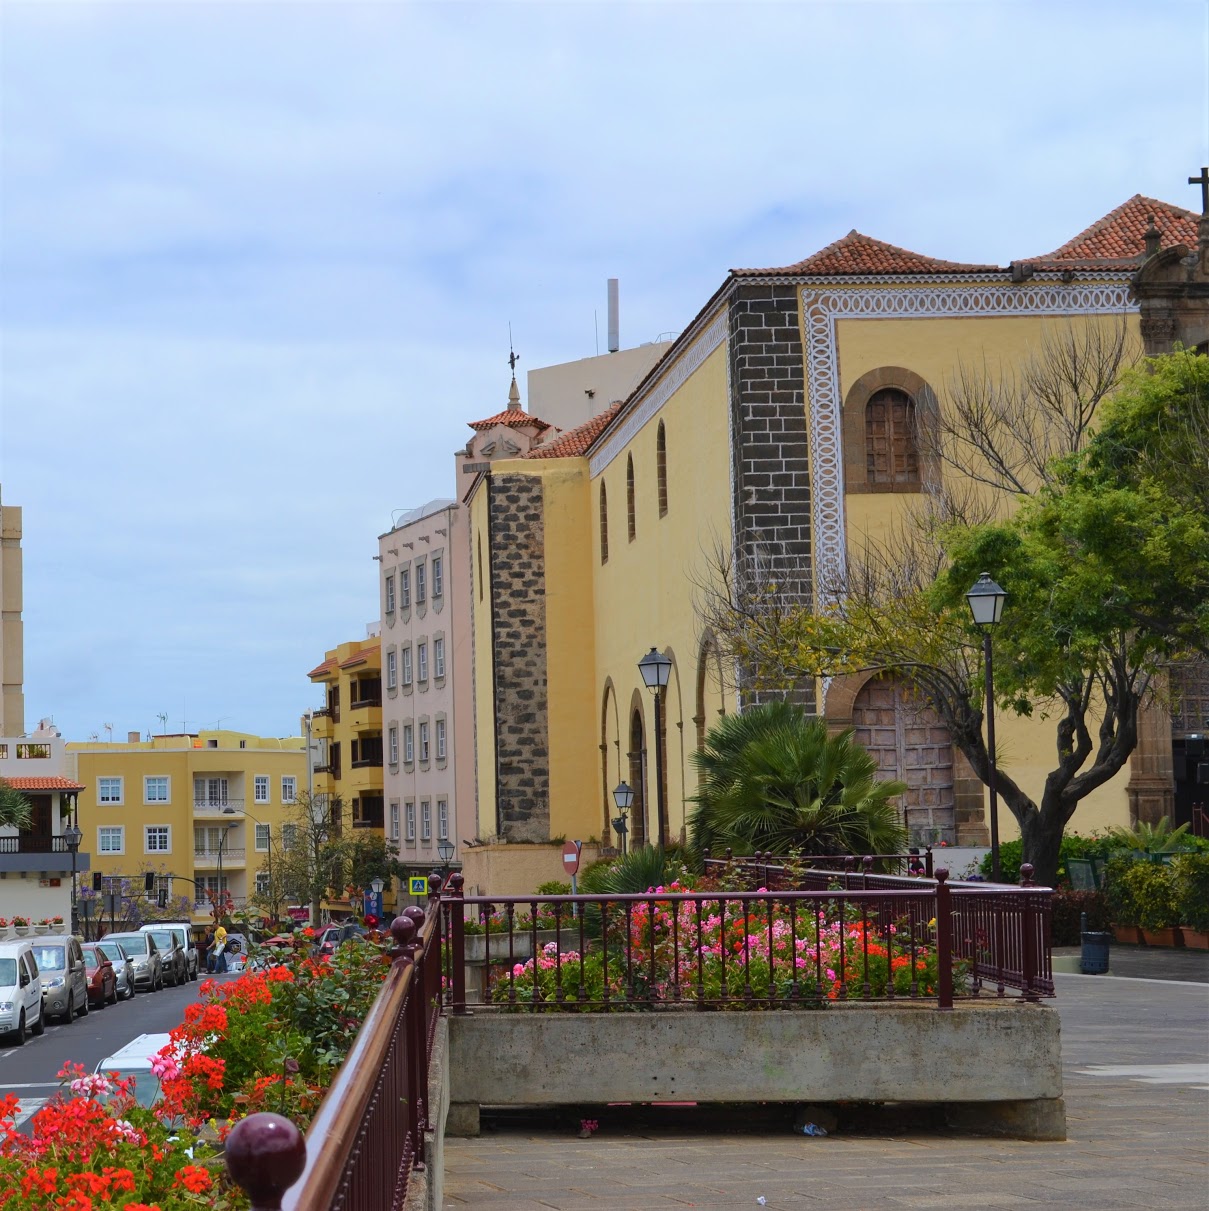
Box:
left=0, top=970, right=233, bottom=1129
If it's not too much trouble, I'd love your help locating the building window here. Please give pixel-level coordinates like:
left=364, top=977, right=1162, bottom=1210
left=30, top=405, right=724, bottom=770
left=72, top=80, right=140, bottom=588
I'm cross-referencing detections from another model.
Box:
left=433, top=636, right=445, bottom=679
left=390, top=802, right=400, bottom=840
left=255, top=870, right=270, bottom=895
left=405, top=801, right=416, bottom=842
left=866, top=388, right=920, bottom=486
left=385, top=573, right=395, bottom=614
left=254, top=823, right=270, bottom=851
left=400, top=567, right=411, bottom=609
left=477, top=534, right=484, bottom=601
left=599, top=483, right=608, bottom=563
left=416, top=560, right=427, bottom=603
left=194, top=776, right=229, bottom=807
left=403, top=724, right=414, bottom=764
left=657, top=421, right=668, bottom=516
left=144, top=776, right=169, bottom=804
left=438, top=799, right=449, bottom=841
left=254, top=775, right=269, bottom=804
left=145, top=826, right=170, bottom=854
left=436, top=718, right=447, bottom=761
left=98, top=826, right=124, bottom=854
left=419, top=721, right=430, bottom=763
left=16, top=743, right=49, bottom=759
left=421, top=799, right=432, bottom=841
left=98, top=777, right=123, bottom=805
left=432, top=555, right=443, bottom=598
left=417, top=642, right=428, bottom=683
left=402, top=646, right=413, bottom=686
left=388, top=725, right=399, bottom=765
left=626, top=454, right=636, bottom=542
left=386, top=649, right=397, bottom=691
left=281, top=824, right=297, bottom=851
left=281, top=776, right=297, bottom=804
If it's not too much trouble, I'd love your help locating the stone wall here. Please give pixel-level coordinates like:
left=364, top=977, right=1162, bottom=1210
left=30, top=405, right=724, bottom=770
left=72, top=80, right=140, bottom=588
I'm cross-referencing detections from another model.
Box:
left=488, top=474, right=550, bottom=841
left=727, top=283, right=816, bottom=710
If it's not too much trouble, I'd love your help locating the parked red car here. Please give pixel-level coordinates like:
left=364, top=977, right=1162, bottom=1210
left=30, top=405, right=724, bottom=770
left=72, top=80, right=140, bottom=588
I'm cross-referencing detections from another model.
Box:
left=81, top=944, right=119, bottom=1008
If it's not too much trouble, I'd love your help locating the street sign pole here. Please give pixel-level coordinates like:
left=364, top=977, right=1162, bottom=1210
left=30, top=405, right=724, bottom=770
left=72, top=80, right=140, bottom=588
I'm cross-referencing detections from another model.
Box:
left=562, top=841, right=582, bottom=914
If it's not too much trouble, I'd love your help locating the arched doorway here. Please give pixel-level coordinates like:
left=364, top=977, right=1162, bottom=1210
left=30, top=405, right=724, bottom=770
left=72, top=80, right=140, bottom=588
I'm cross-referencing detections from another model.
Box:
left=852, top=675, right=955, bottom=845
left=628, top=707, right=647, bottom=848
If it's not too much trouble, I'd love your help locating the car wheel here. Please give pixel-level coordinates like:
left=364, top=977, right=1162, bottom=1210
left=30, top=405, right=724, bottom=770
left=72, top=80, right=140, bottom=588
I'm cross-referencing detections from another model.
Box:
left=124, top=978, right=135, bottom=1001
left=30, top=1007, right=44, bottom=1037
left=78, top=990, right=88, bottom=1017
left=107, top=980, right=119, bottom=1006
left=62, top=995, right=74, bottom=1024
left=11, top=1010, right=25, bottom=1046
left=155, top=971, right=164, bottom=992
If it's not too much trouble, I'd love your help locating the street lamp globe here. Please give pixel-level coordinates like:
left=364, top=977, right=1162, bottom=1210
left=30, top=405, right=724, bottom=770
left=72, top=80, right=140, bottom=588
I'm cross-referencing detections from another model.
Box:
left=965, top=572, right=1007, bottom=627
left=638, top=647, right=672, bottom=691
left=437, top=840, right=455, bottom=866
left=612, top=782, right=634, bottom=811
left=370, top=876, right=385, bottom=896
left=64, top=824, right=82, bottom=852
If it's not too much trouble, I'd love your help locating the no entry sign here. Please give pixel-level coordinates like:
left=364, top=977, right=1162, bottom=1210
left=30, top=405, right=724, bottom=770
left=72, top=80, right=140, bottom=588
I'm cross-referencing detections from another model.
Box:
left=562, top=840, right=582, bottom=876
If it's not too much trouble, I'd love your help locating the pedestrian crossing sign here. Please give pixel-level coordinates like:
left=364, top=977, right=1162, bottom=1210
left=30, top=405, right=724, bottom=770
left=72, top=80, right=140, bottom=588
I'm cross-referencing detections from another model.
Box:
left=409, top=876, right=429, bottom=896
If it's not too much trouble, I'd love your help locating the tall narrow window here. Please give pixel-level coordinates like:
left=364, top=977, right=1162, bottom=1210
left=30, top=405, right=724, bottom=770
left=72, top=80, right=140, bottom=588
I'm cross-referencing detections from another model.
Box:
left=626, top=454, right=636, bottom=542
left=477, top=534, right=484, bottom=601
left=865, top=388, right=920, bottom=486
left=384, top=574, right=395, bottom=614
left=657, top=421, right=668, bottom=516
left=599, top=483, right=609, bottom=564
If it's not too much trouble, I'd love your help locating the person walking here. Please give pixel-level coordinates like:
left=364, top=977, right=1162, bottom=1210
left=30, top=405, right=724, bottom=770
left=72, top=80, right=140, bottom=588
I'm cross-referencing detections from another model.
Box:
left=213, top=924, right=228, bottom=974
left=199, top=928, right=214, bottom=974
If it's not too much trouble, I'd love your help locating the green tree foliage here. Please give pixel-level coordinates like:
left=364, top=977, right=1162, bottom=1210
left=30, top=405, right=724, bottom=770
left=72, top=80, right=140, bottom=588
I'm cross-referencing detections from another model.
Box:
left=0, top=779, right=32, bottom=830
left=686, top=704, right=907, bottom=857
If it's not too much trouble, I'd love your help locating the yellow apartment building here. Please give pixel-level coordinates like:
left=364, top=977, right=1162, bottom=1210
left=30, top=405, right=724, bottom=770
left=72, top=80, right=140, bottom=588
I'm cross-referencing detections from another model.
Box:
left=463, top=186, right=1209, bottom=880
left=69, top=729, right=306, bottom=926
left=308, top=636, right=385, bottom=867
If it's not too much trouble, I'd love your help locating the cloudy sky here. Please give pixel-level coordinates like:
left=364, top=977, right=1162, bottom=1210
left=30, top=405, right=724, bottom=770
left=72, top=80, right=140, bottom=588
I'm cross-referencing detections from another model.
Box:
left=1, top=0, right=1206, bottom=743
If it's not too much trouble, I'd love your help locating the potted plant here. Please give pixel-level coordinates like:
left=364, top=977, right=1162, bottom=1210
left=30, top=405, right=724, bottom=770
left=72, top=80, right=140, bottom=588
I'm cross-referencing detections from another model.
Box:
left=0, top=918, right=8, bottom=939
left=11, top=916, right=29, bottom=936
left=1132, top=862, right=1182, bottom=947
left=1173, top=853, right=1209, bottom=949
left=1104, top=858, right=1144, bottom=944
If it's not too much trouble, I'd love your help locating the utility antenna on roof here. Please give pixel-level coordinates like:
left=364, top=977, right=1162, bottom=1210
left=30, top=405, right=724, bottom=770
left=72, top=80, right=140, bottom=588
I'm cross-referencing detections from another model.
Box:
left=156, top=712, right=168, bottom=735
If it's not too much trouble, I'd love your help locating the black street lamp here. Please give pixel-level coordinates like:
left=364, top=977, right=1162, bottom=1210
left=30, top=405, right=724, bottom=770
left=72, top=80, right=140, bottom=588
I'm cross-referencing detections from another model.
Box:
left=437, top=839, right=455, bottom=881
left=966, top=572, right=1008, bottom=882
left=64, top=821, right=83, bottom=936
left=612, top=781, right=634, bottom=855
left=224, top=806, right=275, bottom=924
left=638, top=648, right=673, bottom=846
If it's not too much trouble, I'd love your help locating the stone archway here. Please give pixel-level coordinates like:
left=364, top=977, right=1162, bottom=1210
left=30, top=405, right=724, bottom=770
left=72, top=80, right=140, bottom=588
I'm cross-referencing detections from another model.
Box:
left=851, top=675, right=956, bottom=845
left=628, top=705, right=648, bottom=848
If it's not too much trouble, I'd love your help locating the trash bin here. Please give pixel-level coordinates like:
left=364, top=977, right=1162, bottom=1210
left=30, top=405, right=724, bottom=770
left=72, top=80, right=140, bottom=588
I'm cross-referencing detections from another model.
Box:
left=1079, top=911, right=1111, bottom=975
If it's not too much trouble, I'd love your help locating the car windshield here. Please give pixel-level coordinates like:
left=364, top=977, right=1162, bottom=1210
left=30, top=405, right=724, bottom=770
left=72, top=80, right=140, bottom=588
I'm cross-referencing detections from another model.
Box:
left=147, top=932, right=174, bottom=950
left=0, top=958, right=17, bottom=985
left=82, top=950, right=103, bottom=972
left=96, top=943, right=126, bottom=963
left=97, top=1070, right=162, bottom=1109
left=34, top=946, right=66, bottom=971
left=113, top=936, right=148, bottom=955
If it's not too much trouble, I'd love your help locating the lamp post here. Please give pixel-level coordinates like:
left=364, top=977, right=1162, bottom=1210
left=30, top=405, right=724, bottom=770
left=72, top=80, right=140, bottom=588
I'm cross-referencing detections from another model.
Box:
left=64, top=821, right=83, bottom=936
left=370, top=874, right=386, bottom=924
left=966, top=572, right=1007, bottom=882
left=638, top=647, right=672, bottom=847
left=223, top=806, right=274, bottom=925
left=437, top=839, right=455, bottom=880
left=215, top=825, right=233, bottom=924
left=612, top=781, right=634, bottom=855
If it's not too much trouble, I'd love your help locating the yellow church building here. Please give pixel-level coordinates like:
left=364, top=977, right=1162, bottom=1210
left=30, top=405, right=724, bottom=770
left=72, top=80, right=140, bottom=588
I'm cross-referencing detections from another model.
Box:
left=461, top=186, right=1208, bottom=868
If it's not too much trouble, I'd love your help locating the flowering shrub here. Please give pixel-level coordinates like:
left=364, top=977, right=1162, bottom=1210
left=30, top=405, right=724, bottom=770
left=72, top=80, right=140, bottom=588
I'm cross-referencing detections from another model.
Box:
left=0, top=1065, right=230, bottom=1209
left=491, top=883, right=961, bottom=1009
left=10, top=918, right=27, bottom=928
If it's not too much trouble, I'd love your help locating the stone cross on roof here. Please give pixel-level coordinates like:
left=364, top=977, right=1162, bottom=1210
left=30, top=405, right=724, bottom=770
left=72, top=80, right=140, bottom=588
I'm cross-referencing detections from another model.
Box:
left=1190, top=166, right=1209, bottom=215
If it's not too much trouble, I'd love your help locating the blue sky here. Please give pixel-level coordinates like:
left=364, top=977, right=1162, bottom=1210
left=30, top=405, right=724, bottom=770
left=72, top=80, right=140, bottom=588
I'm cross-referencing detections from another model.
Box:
left=1, top=0, right=1206, bottom=742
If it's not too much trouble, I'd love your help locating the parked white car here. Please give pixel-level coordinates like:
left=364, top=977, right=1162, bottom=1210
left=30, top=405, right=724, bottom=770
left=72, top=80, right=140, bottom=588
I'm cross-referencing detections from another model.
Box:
left=139, top=923, right=198, bottom=981
left=0, top=940, right=46, bottom=1044
left=94, top=1032, right=173, bottom=1108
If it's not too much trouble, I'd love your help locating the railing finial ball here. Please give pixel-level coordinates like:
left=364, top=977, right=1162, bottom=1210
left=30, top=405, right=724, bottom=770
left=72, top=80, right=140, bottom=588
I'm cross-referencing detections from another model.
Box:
left=225, top=1111, right=307, bottom=1211
left=935, top=867, right=949, bottom=883
left=1020, top=863, right=1035, bottom=887
left=390, top=915, right=417, bottom=948
left=449, top=872, right=465, bottom=893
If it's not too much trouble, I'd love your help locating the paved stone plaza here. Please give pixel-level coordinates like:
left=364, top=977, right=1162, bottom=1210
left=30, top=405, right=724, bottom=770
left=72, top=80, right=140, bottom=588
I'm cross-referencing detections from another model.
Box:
left=444, top=971, right=1209, bottom=1209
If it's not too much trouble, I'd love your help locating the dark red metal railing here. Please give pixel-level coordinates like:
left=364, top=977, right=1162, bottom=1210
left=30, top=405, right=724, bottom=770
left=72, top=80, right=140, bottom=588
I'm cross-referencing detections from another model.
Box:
left=225, top=895, right=444, bottom=1211
left=440, top=866, right=1053, bottom=1014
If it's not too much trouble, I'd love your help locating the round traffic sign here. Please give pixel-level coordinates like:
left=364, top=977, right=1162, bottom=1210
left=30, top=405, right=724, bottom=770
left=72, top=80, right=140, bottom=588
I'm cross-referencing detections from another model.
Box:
left=562, top=840, right=582, bottom=875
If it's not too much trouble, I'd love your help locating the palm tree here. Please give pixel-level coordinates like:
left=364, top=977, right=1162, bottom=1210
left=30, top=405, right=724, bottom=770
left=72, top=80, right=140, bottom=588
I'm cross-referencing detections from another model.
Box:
left=0, top=779, right=32, bottom=830
left=688, top=704, right=907, bottom=857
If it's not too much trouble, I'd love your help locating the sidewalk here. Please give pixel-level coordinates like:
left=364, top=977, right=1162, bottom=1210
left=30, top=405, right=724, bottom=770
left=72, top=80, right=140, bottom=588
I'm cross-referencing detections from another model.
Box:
left=1052, top=942, right=1208, bottom=983
left=444, top=974, right=1209, bottom=1209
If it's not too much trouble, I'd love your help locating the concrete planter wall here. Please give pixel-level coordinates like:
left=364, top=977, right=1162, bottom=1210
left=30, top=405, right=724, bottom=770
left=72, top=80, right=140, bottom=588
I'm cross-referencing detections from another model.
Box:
left=448, top=1005, right=1065, bottom=1141
left=462, top=929, right=562, bottom=963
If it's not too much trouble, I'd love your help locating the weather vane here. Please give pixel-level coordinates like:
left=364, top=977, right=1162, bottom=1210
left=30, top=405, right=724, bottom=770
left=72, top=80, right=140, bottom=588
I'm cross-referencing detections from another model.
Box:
left=508, top=323, right=519, bottom=375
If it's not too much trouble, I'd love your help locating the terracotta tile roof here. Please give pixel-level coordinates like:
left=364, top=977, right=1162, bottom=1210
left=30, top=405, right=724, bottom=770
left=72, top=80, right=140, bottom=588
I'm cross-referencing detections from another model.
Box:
left=307, top=656, right=339, bottom=679
left=1032, top=195, right=1199, bottom=264
left=467, top=408, right=553, bottom=433
left=339, top=645, right=379, bottom=669
left=734, top=230, right=999, bottom=277
left=2, top=776, right=84, bottom=792
left=526, top=401, right=623, bottom=459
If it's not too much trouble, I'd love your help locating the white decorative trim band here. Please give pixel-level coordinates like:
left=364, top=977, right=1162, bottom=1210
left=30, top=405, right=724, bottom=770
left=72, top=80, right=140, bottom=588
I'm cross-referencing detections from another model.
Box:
left=590, top=310, right=729, bottom=478
left=801, top=279, right=1139, bottom=598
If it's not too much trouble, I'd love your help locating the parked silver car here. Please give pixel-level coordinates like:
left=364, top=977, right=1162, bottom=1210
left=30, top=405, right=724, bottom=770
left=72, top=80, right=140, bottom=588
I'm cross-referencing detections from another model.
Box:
left=94, top=938, right=137, bottom=1000
left=144, top=928, right=188, bottom=986
left=104, top=932, right=164, bottom=992
left=33, top=935, right=89, bottom=1023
